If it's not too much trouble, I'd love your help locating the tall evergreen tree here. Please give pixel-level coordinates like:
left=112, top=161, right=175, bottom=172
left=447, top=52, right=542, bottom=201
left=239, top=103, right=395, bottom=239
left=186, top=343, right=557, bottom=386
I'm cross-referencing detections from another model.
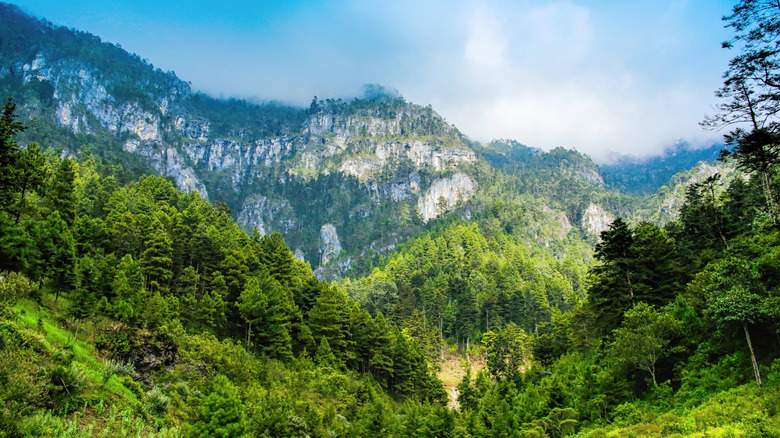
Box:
left=48, top=158, right=77, bottom=226
left=237, top=273, right=295, bottom=361
left=308, top=285, right=351, bottom=367
left=0, top=98, right=26, bottom=213
left=140, top=218, right=173, bottom=293
left=588, top=217, right=637, bottom=335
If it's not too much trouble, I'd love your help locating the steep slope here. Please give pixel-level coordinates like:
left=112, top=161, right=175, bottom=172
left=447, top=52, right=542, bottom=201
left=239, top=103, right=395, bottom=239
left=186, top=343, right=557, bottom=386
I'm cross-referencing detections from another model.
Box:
left=0, top=4, right=481, bottom=272
left=0, top=2, right=647, bottom=279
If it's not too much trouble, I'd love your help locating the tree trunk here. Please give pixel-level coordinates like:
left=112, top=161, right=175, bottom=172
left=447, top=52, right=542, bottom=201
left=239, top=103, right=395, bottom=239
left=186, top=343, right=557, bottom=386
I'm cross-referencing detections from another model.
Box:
left=650, top=364, right=657, bottom=387
left=762, top=172, right=778, bottom=224
left=743, top=320, right=762, bottom=387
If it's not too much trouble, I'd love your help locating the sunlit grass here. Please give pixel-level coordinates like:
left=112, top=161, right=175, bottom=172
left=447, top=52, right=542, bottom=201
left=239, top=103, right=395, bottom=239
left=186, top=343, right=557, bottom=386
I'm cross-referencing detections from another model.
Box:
left=12, top=296, right=143, bottom=411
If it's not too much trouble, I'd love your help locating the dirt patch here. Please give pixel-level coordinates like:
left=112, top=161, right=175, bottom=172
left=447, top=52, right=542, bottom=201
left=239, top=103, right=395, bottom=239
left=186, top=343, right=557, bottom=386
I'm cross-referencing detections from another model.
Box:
left=437, top=350, right=485, bottom=410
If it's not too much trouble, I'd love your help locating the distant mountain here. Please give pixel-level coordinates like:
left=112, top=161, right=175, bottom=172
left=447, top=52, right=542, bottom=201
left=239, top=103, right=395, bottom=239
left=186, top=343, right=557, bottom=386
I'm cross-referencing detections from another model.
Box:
left=599, top=142, right=723, bottom=195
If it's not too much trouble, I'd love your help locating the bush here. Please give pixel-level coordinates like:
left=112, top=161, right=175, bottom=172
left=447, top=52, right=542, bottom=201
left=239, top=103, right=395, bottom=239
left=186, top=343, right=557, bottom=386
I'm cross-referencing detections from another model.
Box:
left=46, top=363, right=88, bottom=412
left=102, top=358, right=137, bottom=384
left=145, top=386, right=170, bottom=417
left=0, top=272, right=31, bottom=307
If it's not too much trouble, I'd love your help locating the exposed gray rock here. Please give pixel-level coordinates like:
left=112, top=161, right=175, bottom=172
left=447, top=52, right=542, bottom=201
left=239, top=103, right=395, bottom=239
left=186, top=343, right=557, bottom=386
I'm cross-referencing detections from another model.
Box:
left=320, top=224, right=343, bottom=265
left=237, top=196, right=269, bottom=236
left=581, top=203, right=613, bottom=237
left=417, top=172, right=477, bottom=222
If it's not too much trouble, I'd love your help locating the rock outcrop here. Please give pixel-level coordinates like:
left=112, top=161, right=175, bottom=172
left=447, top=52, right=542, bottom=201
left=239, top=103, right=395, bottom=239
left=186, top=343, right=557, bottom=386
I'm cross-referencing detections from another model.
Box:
left=320, top=224, right=343, bottom=265
left=417, top=172, right=478, bottom=222
left=581, top=204, right=613, bottom=237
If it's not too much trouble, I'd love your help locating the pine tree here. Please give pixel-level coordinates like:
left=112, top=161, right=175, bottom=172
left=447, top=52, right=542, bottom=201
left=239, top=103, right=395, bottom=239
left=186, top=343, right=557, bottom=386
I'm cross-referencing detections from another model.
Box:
left=190, top=374, right=245, bottom=438
left=368, top=312, right=395, bottom=387
left=43, top=211, right=77, bottom=301
left=0, top=211, right=31, bottom=274
left=197, top=273, right=228, bottom=334
left=140, top=219, right=173, bottom=293
left=237, top=273, right=295, bottom=361
left=260, top=232, right=296, bottom=288
left=308, top=285, right=351, bottom=366
left=10, top=143, right=47, bottom=224
left=48, top=158, right=77, bottom=226
left=0, top=98, right=26, bottom=213
left=588, top=217, right=637, bottom=335
left=631, top=222, right=681, bottom=307
left=70, top=255, right=100, bottom=319
left=111, top=254, right=144, bottom=322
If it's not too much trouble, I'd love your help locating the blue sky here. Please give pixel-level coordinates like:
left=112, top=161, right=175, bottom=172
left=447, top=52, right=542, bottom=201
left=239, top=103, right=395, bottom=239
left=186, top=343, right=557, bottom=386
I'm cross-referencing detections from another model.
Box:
left=13, top=0, right=736, bottom=161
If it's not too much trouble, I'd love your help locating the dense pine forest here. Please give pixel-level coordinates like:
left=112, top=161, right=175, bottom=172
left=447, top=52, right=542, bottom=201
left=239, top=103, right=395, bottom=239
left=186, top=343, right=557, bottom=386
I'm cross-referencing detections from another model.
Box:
left=3, top=0, right=780, bottom=437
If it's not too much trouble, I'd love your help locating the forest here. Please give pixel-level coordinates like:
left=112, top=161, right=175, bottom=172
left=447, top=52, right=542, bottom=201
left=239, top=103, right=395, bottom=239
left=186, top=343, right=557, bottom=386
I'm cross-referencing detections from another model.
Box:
left=3, top=0, right=780, bottom=437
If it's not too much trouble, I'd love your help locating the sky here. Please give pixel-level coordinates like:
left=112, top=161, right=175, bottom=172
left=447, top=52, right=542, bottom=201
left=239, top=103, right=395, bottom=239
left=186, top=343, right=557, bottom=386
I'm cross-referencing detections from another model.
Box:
left=13, top=0, right=736, bottom=162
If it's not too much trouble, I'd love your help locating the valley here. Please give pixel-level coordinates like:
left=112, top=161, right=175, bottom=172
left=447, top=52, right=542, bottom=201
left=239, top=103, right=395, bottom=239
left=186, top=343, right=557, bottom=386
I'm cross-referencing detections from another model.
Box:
left=1, top=1, right=779, bottom=437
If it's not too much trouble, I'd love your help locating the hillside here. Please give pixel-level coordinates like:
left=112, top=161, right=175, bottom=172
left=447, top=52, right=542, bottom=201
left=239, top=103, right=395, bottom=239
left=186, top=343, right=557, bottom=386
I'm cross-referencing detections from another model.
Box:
left=0, top=2, right=680, bottom=282
left=4, top=1, right=780, bottom=437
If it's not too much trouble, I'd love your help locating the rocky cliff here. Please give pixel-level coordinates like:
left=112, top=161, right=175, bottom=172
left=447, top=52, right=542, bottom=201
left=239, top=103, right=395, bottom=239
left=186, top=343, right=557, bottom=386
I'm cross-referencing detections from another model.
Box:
left=581, top=203, right=613, bottom=237
left=0, top=4, right=645, bottom=277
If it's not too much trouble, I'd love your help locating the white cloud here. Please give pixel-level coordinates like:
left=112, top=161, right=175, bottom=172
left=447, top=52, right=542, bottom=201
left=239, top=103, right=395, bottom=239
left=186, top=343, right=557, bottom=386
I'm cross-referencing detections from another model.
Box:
left=464, top=6, right=508, bottom=71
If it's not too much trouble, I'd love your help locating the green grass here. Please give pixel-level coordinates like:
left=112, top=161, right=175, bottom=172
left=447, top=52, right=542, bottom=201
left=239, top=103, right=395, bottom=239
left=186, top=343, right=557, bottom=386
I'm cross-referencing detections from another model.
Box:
left=12, top=296, right=144, bottom=412
left=578, top=383, right=780, bottom=437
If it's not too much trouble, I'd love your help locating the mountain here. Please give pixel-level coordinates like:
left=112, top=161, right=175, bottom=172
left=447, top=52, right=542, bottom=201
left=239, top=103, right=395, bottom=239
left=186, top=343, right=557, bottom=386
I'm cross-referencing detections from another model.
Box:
left=0, top=2, right=646, bottom=280
left=4, top=3, right=780, bottom=436
left=599, top=141, right=724, bottom=195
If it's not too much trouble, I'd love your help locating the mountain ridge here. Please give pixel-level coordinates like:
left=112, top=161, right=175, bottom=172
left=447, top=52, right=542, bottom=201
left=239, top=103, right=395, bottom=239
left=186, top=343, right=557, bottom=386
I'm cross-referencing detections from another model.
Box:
left=0, top=1, right=712, bottom=278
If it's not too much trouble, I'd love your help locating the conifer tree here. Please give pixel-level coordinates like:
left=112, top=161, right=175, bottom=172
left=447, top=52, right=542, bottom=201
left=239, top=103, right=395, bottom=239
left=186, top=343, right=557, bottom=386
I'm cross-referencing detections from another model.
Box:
left=44, top=211, right=77, bottom=300
left=482, top=323, right=532, bottom=383
left=70, top=255, right=100, bottom=319
left=0, top=98, right=26, bottom=212
left=237, top=273, right=294, bottom=361
left=10, top=142, right=47, bottom=224
left=368, top=312, right=395, bottom=387
left=48, top=158, right=77, bottom=226
left=111, top=254, right=144, bottom=322
left=140, top=218, right=173, bottom=293
left=190, top=374, right=245, bottom=438
left=588, top=218, right=637, bottom=335
left=308, top=285, right=351, bottom=365
left=260, top=231, right=297, bottom=287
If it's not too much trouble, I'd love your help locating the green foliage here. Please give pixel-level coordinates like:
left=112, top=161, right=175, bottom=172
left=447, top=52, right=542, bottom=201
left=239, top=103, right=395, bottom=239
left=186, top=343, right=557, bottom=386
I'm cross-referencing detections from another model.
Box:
left=189, top=374, right=245, bottom=438
left=238, top=273, right=294, bottom=361
left=482, top=323, right=532, bottom=383
left=2, top=2, right=780, bottom=432
left=607, top=303, right=682, bottom=386
left=588, top=219, right=682, bottom=336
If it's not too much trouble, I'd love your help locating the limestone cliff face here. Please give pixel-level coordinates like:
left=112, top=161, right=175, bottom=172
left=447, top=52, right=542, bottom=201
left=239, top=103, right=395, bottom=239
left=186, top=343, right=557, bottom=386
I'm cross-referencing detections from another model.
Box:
left=653, top=161, right=737, bottom=221
left=236, top=196, right=297, bottom=237
left=417, top=172, right=478, bottom=222
left=124, top=140, right=208, bottom=196
left=581, top=204, right=613, bottom=237
left=24, top=54, right=171, bottom=143
left=320, top=224, right=343, bottom=265
left=19, top=52, right=207, bottom=197
left=340, top=140, right=476, bottom=181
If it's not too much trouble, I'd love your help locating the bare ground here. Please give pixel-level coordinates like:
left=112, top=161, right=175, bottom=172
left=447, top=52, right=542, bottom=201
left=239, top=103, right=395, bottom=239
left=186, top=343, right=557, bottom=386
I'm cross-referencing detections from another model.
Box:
left=437, top=349, right=485, bottom=410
